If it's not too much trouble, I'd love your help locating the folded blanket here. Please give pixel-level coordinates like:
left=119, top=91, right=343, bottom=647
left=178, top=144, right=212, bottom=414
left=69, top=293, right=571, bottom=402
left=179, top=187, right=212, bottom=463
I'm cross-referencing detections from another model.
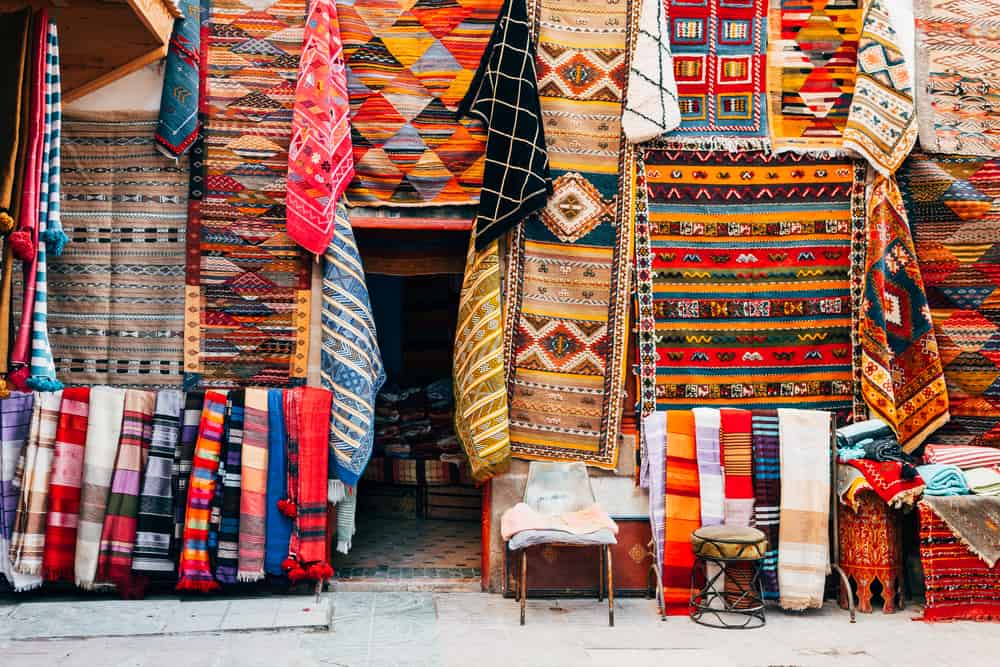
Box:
left=837, top=464, right=874, bottom=512
left=922, top=496, right=1000, bottom=568
left=844, top=459, right=924, bottom=508
left=837, top=419, right=895, bottom=450
left=501, top=502, right=618, bottom=541
left=924, top=445, right=1000, bottom=470
left=965, top=466, right=1000, bottom=496
left=917, top=464, right=969, bottom=497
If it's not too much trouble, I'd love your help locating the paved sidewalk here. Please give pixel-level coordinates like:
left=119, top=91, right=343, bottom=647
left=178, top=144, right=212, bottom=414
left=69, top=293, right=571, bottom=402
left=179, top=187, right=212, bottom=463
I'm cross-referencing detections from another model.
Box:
left=2, top=592, right=998, bottom=666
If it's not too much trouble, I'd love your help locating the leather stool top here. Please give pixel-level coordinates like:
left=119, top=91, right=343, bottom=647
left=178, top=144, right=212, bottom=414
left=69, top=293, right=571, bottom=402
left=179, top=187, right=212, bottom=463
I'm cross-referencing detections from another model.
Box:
left=690, top=525, right=767, bottom=560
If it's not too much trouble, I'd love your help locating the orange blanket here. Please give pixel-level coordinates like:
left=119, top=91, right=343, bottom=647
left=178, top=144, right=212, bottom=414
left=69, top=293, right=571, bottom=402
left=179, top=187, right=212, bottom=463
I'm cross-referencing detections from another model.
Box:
left=663, top=411, right=700, bottom=615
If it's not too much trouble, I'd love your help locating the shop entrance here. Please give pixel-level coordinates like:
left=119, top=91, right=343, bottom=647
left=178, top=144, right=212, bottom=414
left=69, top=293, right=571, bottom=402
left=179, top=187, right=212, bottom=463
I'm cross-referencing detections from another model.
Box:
left=332, top=229, right=482, bottom=585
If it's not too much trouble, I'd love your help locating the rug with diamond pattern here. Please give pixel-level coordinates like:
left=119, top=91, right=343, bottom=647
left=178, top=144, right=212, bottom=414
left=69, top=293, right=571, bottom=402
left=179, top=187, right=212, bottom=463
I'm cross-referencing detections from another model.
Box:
left=337, top=0, right=502, bottom=206
left=902, top=152, right=1000, bottom=448
left=184, top=0, right=312, bottom=389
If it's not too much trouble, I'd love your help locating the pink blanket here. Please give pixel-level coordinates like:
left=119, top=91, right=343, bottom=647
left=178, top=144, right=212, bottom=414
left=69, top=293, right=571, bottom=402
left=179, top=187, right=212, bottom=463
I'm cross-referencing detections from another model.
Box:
left=500, top=502, right=618, bottom=540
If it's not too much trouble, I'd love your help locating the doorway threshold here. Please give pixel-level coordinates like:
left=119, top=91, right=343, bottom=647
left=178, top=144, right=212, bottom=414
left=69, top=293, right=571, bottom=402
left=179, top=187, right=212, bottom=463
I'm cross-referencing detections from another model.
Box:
left=333, top=567, right=481, bottom=593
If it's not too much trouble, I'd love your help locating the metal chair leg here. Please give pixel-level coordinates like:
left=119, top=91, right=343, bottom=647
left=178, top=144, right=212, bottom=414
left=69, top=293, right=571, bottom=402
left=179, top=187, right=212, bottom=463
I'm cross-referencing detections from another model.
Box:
left=598, top=545, right=604, bottom=601
left=606, top=544, right=614, bottom=627
left=520, top=549, right=527, bottom=626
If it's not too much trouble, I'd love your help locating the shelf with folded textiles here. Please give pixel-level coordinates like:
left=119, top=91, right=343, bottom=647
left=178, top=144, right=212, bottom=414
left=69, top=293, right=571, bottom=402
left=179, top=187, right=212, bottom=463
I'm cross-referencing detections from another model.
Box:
left=347, top=205, right=475, bottom=231
left=0, top=0, right=181, bottom=104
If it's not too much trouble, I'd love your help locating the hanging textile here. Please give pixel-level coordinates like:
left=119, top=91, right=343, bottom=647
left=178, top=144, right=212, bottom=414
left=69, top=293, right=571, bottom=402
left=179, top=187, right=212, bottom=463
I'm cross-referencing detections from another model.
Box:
left=505, top=0, right=633, bottom=468
left=172, top=391, right=203, bottom=559
left=287, top=0, right=353, bottom=255
left=642, top=411, right=666, bottom=599
left=720, top=408, right=754, bottom=526
left=321, top=205, right=385, bottom=495
left=767, top=0, right=862, bottom=152
left=663, top=410, right=700, bottom=615
left=53, top=114, right=188, bottom=388
left=453, top=234, right=510, bottom=482
left=74, top=386, right=125, bottom=588
left=213, top=390, right=243, bottom=584
left=691, top=407, right=722, bottom=527
left=337, top=0, right=502, bottom=206
left=751, top=409, right=780, bottom=600
left=8, top=389, right=60, bottom=579
left=176, top=390, right=226, bottom=592
left=155, top=0, right=201, bottom=158
left=915, top=0, right=1000, bottom=156
left=237, top=388, right=269, bottom=582
left=264, top=388, right=292, bottom=577
left=0, top=8, right=30, bottom=233
left=132, top=389, right=183, bottom=576
left=622, top=0, right=679, bottom=144
left=0, top=392, right=33, bottom=588
left=902, top=152, right=1000, bottom=448
left=283, top=387, right=333, bottom=582
left=777, top=408, right=830, bottom=611
left=187, top=0, right=310, bottom=388
left=458, top=0, right=552, bottom=249
left=40, top=386, right=89, bottom=582
left=637, top=148, right=862, bottom=417
left=661, top=0, right=769, bottom=150
left=96, top=389, right=155, bottom=592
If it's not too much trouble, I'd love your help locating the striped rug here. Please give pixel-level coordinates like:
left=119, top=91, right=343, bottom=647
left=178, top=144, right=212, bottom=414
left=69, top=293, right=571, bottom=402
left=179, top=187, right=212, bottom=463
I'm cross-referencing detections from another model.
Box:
left=51, top=113, right=187, bottom=388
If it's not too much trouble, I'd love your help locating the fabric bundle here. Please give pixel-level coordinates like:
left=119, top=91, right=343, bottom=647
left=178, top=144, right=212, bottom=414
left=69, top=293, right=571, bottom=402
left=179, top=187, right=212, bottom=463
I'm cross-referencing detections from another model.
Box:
left=966, top=467, right=1000, bottom=496
left=176, top=390, right=226, bottom=592
left=237, top=388, right=269, bottom=582
left=96, top=389, right=155, bottom=593
left=844, top=459, right=925, bottom=508
left=691, top=408, right=722, bottom=527
left=282, top=387, right=333, bottom=582
left=40, top=386, right=89, bottom=581
left=0, top=393, right=35, bottom=589
left=213, top=390, right=243, bottom=584
left=458, top=0, right=551, bottom=248
left=924, top=445, right=1000, bottom=470
left=8, top=390, right=60, bottom=583
left=155, top=0, right=200, bottom=158
left=720, top=409, right=754, bottom=527
left=286, top=0, right=353, bottom=254
left=132, top=389, right=183, bottom=576
left=172, top=391, right=202, bottom=558
left=663, top=411, right=700, bottom=616
left=777, top=409, right=830, bottom=611
left=917, top=464, right=970, bottom=497
left=264, top=388, right=292, bottom=577
left=751, top=409, right=780, bottom=600
left=642, top=412, right=667, bottom=600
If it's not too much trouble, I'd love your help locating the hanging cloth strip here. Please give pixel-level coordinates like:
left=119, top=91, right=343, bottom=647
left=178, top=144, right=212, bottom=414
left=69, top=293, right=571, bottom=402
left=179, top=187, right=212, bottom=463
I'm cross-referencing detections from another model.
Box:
left=281, top=387, right=333, bottom=582
left=720, top=408, right=754, bottom=527
left=0, top=8, right=30, bottom=233
left=286, top=0, right=353, bottom=254
left=663, top=410, right=700, bottom=616
left=155, top=0, right=201, bottom=158
left=176, top=390, right=226, bottom=592
left=691, top=407, right=722, bottom=527
left=453, top=233, right=511, bottom=483
left=8, top=389, right=60, bottom=581
left=622, top=0, right=679, bottom=143
left=641, top=411, right=666, bottom=603
left=751, top=409, right=781, bottom=601
left=0, top=392, right=33, bottom=588
left=96, top=389, right=155, bottom=594
left=172, top=391, right=203, bottom=561
left=132, top=389, right=184, bottom=577
left=457, top=0, right=552, bottom=250
left=26, top=18, right=66, bottom=392
left=74, top=386, right=125, bottom=588
left=213, top=390, right=243, bottom=584
left=40, top=386, right=89, bottom=582
left=237, top=388, right=269, bottom=581
left=264, top=388, right=292, bottom=577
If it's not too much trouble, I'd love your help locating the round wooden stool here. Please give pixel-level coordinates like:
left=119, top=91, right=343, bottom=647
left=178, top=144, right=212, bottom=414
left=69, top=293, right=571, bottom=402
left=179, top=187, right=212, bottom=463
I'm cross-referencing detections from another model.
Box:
left=689, top=525, right=767, bottom=629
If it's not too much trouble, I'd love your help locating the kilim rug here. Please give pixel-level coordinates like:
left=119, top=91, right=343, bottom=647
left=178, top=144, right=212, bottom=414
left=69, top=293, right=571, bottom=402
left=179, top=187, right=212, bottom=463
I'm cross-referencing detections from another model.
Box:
left=662, top=0, right=769, bottom=150
left=923, top=495, right=1000, bottom=568
left=918, top=500, right=1000, bottom=621
left=637, top=149, right=862, bottom=417
left=766, top=0, right=863, bottom=153
left=53, top=114, right=187, bottom=388
left=337, top=0, right=502, bottom=206
left=186, top=0, right=312, bottom=389
left=902, top=152, right=1000, bottom=448
left=915, top=0, right=1000, bottom=157
left=503, top=0, right=633, bottom=468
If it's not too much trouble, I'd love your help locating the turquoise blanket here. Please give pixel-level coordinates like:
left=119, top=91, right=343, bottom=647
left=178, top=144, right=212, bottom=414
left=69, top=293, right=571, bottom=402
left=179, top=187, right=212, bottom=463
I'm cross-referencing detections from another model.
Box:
left=917, top=464, right=970, bottom=496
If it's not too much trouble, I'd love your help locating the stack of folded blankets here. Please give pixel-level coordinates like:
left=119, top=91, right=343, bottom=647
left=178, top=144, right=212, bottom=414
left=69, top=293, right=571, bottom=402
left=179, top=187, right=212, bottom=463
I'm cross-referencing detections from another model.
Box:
left=836, top=420, right=925, bottom=508
left=372, top=379, right=460, bottom=461
left=920, top=445, right=1000, bottom=497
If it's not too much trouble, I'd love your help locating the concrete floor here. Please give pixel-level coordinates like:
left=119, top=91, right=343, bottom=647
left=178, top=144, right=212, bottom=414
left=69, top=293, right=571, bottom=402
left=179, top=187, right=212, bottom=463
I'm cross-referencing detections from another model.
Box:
left=1, top=592, right=998, bottom=667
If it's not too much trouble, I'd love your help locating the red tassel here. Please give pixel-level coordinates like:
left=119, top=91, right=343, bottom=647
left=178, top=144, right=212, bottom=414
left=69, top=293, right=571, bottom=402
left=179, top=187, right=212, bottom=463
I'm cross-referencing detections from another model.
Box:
left=287, top=567, right=308, bottom=583
left=307, top=562, right=334, bottom=581
left=9, top=229, right=35, bottom=261
left=281, top=557, right=298, bottom=572
left=8, top=366, right=30, bottom=391
left=277, top=499, right=298, bottom=517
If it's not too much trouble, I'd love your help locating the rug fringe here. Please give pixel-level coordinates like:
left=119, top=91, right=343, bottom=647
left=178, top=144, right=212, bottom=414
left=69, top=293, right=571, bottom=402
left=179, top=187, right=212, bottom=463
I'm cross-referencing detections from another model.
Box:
left=175, top=577, right=221, bottom=593
left=889, top=485, right=925, bottom=509
left=336, top=535, right=352, bottom=555
left=328, top=479, right=346, bottom=504
left=42, top=565, right=74, bottom=582
left=237, top=572, right=264, bottom=583
left=651, top=136, right=771, bottom=153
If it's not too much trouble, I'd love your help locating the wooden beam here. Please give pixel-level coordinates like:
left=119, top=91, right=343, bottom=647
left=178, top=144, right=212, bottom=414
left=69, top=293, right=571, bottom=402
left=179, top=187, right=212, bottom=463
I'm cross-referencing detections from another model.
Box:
left=62, top=44, right=166, bottom=104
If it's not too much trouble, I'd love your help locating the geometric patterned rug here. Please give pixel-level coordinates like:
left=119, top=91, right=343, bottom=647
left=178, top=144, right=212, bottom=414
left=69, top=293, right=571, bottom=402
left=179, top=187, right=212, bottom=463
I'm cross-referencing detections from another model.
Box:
left=185, top=0, right=312, bottom=389
left=902, top=151, right=1000, bottom=448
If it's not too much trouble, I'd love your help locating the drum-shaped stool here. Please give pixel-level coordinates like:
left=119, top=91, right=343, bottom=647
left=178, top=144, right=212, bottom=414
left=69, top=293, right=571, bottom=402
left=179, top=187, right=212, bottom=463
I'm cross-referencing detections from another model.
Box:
left=689, top=525, right=767, bottom=629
